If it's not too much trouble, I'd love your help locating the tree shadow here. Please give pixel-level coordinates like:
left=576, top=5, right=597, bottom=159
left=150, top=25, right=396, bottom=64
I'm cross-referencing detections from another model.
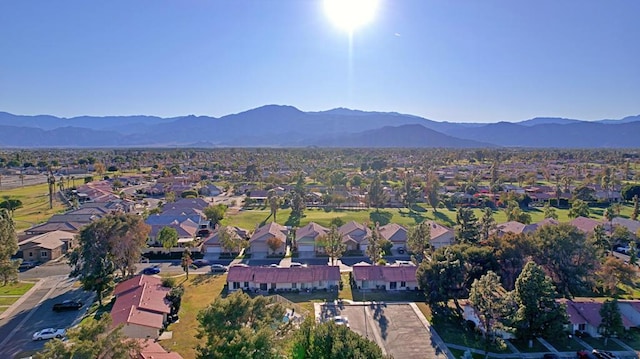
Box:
left=370, top=302, right=389, bottom=340
left=434, top=211, right=456, bottom=226
left=369, top=211, right=393, bottom=226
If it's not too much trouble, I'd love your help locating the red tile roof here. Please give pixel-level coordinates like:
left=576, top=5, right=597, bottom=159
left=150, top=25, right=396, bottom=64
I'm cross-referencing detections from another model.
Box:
left=227, top=265, right=340, bottom=284
left=136, top=339, right=184, bottom=359
left=560, top=299, right=634, bottom=329
left=352, top=264, right=418, bottom=282
left=111, top=275, right=171, bottom=330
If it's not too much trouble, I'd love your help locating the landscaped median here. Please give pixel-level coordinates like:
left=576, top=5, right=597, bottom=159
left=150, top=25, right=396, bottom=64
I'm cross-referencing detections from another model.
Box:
left=0, top=281, right=36, bottom=317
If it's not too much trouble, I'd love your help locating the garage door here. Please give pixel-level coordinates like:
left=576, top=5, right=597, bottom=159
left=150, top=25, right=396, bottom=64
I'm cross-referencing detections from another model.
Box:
left=298, top=244, right=314, bottom=253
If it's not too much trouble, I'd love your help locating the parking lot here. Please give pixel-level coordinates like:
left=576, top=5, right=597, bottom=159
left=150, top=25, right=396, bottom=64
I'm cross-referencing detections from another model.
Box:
left=318, top=302, right=449, bottom=359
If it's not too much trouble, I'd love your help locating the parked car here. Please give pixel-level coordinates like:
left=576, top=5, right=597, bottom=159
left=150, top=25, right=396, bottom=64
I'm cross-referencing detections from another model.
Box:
left=591, top=350, right=619, bottom=359
left=192, top=259, right=211, bottom=268
left=32, top=328, right=66, bottom=341
left=52, top=300, right=83, bottom=312
left=142, top=265, right=161, bottom=275
left=332, top=316, right=349, bottom=327
left=19, top=260, right=38, bottom=270
left=210, top=264, right=227, bottom=273
left=577, top=350, right=598, bottom=359
left=289, top=262, right=305, bottom=267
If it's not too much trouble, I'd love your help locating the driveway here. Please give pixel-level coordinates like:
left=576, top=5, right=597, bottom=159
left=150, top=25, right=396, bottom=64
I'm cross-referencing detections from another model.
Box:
left=317, top=302, right=451, bottom=359
left=0, top=276, right=93, bottom=359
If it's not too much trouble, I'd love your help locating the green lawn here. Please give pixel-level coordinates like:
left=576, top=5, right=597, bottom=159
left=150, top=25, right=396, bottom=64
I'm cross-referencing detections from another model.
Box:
left=0, top=281, right=35, bottom=295
left=509, top=338, right=549, bottom=353
left=2, top=183, right=67, bottom=232
left=0, top=297, right=18, bottom=306
left=431, top=313, right=512, bottom=354
left=544, top=336, right=586, bottom=352
left=162, top=274, right=227, bottom=359
left=224, top=203, right=632, bottom=231
left=580, top=337, right=625, bottom=351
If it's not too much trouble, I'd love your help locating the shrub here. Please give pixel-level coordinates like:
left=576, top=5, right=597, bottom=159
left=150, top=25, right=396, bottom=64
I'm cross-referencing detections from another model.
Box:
left=162, top=277, right=176, bottom=288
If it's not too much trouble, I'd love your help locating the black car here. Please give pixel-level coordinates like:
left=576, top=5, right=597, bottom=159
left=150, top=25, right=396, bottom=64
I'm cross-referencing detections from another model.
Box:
left=142, top=265, right=161, bottom=275
left=19, top=260, right=38, bottom=270
left=192, top=259, right=211, bottom=268
left=52, top=300, right=83, bottom=312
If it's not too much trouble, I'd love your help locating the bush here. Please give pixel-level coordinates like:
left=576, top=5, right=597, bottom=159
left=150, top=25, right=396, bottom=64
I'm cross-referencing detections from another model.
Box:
left=162, top=277, right=176, bottom=288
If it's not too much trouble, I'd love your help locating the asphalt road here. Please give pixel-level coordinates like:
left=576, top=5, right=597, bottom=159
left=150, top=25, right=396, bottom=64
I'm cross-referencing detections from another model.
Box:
left=0, top=275, right=93, bottom=359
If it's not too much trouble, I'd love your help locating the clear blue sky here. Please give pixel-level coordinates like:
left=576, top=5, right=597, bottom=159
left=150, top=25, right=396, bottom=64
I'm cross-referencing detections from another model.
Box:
left=1, top=0, right=639, bottom=123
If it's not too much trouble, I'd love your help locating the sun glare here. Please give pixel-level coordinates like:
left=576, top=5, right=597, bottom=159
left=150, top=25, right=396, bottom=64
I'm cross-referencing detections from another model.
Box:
left=324, top=0, right=379, bottom=33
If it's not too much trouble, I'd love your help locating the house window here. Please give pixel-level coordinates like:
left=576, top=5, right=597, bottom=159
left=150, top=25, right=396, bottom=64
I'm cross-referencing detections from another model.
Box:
left=318, top=281, right=324, bottom=287
left=292, top=283, right=297, bottom=289
left=578, top=324, right=586, bottom=331
left=271, top=283, right=276, bottom=290
left=233, top=282, right=240, bottom=289
left=243, top=282, right=249, bottom=288
left=40, top=251, right=48, bottom=258
left=260, top=283, right=267, bottom=291
left=301, top=283, right=306, bottom=289
left=401, top=281, right=406, bottom=288
left=390, top=282, right=397, bottom=290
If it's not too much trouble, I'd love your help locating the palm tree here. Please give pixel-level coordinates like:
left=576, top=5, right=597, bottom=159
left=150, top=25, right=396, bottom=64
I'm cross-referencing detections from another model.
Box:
left=267, top=189, right=280, bottom=223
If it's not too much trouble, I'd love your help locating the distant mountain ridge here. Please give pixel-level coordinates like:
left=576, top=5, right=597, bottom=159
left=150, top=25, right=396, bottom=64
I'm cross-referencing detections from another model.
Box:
left=0, top=105, right=639, bottom=148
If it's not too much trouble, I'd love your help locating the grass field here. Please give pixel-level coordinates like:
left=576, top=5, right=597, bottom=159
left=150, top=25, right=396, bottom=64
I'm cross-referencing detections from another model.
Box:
left=223, top=203, right=636, bottom=231
left=2, top=183, right=66, bottom=232
left=162, top=273, right=227, bottom=358
left=0, top=281, right=35, bottom=295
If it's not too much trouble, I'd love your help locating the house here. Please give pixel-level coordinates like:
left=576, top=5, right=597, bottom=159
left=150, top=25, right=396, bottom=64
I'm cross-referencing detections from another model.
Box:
left=148, top=219, right=199, bottom=247
left=570, top=217, right=603, bottom=234
left=560, top=299, right=635, bottom=338
left=135, top=339, right=184, bottom=359
left=249, top=222, right=288, bottom=258
left=461, top=301, right=515, bottom=339
left=611, top=218, right=640, bottom=239
left=110, top=275, right=171, bottom=339
left=338, top=221, right=371, bottom=252
left=227, top=265, right=340, bottom=292
left=351, top=263, right=419, bottom=291
left=202, top=226, right=249, bottom=255
left=618, top=300, right=640, bottom=327
left=378, top=223, right=407, bottom=254
left=425, top=221, right=455, bottom=249
left=295, top=222, right=328, bottom=258
left=200, top=184, right=223, bottom=196
left=24, top=221, right=85, bottom=235
left=18, top=230, right=75, bottom=262
left=494, top=220, right=559, bottom=236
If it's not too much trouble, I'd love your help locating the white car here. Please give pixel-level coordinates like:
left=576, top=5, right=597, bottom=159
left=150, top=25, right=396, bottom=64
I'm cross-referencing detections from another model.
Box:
left=332, top=316, right=349, bottom=327
left=32, top=328, right=66, bottom=341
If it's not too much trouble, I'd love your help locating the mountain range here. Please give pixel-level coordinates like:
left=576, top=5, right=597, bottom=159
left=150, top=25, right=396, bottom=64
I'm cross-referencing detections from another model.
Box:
left=0, top=105, right=639, bottom=148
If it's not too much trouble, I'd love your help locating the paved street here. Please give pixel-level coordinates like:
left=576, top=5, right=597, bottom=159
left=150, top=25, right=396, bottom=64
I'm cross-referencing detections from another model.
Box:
left=0, top=276, right=93, bottom=359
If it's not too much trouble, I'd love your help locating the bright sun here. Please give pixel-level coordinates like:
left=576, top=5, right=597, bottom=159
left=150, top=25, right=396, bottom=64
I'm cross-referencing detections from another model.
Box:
left=324, top=0, right=379, bottom=33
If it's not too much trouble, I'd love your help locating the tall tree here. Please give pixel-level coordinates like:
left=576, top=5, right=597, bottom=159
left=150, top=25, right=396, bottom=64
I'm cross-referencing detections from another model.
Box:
left=316, top=225, right=346, bottom=266
left=632, top=195, right=639, bottom=221
left=599, top=299, right=624, bottom=346
left=534, top=223, right=598, bottom=296
left=196, top=291, right=286, bottom=359
left=513, top=262, right=567, bottom=344
left=34, top=314, right=141, bottom=359
left=455, top=207, right=479, bottom=244
left=0, top=209, right=19, bottom=285
left=478, top=207, right=496, bottom=243
left=218, top=226, right=247, bottom=256
left=365, top=225, right=383, bottom=265
left=157, top=226, right=179, bottom=252
left=267, top=189, right=281, bottom=223
left=181, top=248, right=193, bottom=279
left=542, top=203, right=558, bottom=220
left=0, top=199, right=23, bottom=214
left=568, top=199, right=590, bottom=218
left=204, top=204, right=228, bottom=228
left=69, top=214, right=150, bottom=305
left=367, top=172, right=387, bottom=211
left=417, top=246, right=465, bottom=314
left=469, top=271, right=508, bottom=357
left=290, top=317, right=388, bottom=359
left=598, top=257, right=635, bottom=295
left=424, top=172, right=440, bottom=212
left=406, top=220, right=431, bottom=264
